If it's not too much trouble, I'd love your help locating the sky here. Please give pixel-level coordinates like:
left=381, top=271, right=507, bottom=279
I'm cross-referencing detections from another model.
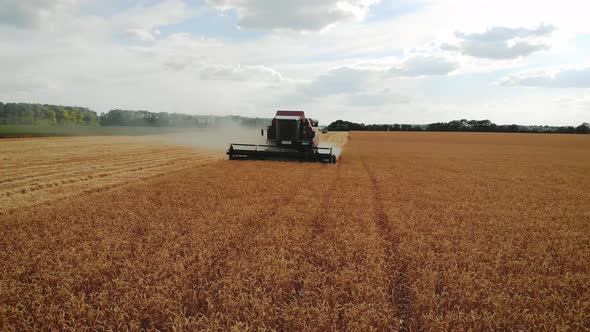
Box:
left=1, top=0, right=589, bottom=126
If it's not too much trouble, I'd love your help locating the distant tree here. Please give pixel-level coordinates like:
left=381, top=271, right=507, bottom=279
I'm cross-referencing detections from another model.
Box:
left=156, top=112, right=170, bottom=126
left=52, top=106, right=70, bottom=125
left=575, top=124, right=590, bottom=134
left=45, top=108, right=58, bottom=126
left=327, top=120, right=354, bottom=131
left=81, top=109, right=99, bottom=126
left=426, top=122, right=447, bottom=131
left=468, top=119, right=496, bottom=132
left=33, top=104, right=57, bottom=126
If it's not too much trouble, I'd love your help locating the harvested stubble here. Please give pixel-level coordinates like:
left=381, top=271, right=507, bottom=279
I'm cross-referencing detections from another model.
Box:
left=0, top=132, right=589, bottom=330
left=0, top=135, right=222, bottom=211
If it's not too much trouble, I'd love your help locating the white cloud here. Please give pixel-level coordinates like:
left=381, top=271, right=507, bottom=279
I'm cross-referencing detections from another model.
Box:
left=349, top=90, right=410, bottom=106
left=456, top=25, right=554, bottom=43
left=0, top=75, right=56, bottom=94
left=198, top=64, right=284, bottom=82
left=301, top=58, right=456, bottom=100
left=501, top=67, right=590, bottom=88
left=113, top=0, right=200, bottom=41
left=208, top=0, right=380, bottom=31
left=282, top=66, right=415, bottom=109
left=389, top=55, right=458, bottom=76
left=441, top=24, right=555, bottom=59
left=0, top=0, right=79, bottom=28
left=304, top=67, right=372, bottom=97
left=125, top=29, right=156, bottom=42
left=553, top=93, right=590, bottom=112
left=132, top=33, right=225, bottom=70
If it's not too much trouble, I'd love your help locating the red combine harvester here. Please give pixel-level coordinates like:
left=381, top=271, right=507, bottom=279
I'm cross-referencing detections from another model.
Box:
left=227, top=110, right=337, bottom=163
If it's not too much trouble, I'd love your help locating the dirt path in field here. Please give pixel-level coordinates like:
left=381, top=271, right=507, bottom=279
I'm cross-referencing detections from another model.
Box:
left=0, top=136, right=223, bottom=212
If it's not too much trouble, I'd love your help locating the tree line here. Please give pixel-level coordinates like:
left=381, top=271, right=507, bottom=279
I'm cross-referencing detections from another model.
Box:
left=328, top=119, right=590, bottom=134
left=0, top=102, right=99, bottom=126
left=328, top=120, right=424, bottom=132
left=0, top=102, right=270, bottom=128
left=2, top=102, right=588, bottom=134
left=99, top=109, right=269, bottom=128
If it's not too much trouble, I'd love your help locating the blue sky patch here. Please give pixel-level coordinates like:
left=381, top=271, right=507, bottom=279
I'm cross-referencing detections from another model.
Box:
left=158, top=8, right=267, bottom=42
left=365, top=0, right=424, bottom=22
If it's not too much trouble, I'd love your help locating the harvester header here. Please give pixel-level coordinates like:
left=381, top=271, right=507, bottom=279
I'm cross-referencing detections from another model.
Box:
left=227, top=110, right=336, bottom=163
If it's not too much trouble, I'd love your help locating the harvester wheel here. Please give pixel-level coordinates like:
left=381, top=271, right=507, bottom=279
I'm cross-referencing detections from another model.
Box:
left=330, top=155, right=337, bottom=164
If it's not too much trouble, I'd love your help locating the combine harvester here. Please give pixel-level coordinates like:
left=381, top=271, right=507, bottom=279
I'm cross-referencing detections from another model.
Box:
left=227, top=110, right=337, bottom=163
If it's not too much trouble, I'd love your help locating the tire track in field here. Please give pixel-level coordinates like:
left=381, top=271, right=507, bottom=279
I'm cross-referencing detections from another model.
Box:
left=284, top=164, right=343, bottom=328
left=361, top=159, right=415, bottom=332
left=273, top=164, right=348, bottom=330
left=307, top=165, right=354, bottom=330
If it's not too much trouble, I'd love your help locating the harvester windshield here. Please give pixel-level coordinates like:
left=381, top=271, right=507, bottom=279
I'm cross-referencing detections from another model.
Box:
left=277, top=119, right=299, bottom=142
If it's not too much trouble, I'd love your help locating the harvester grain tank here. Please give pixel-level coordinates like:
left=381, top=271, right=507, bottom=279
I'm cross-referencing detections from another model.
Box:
left=227, top=110, right=337, bottom=163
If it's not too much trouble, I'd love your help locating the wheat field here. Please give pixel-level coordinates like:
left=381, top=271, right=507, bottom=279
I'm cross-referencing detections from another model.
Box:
left=1, top=132, right=589, bottom=330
